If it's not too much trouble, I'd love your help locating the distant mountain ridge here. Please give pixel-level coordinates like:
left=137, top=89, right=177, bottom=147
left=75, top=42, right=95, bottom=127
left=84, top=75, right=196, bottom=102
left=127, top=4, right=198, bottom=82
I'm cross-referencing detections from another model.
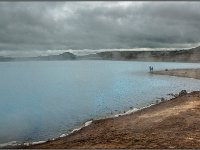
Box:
left=0, top=52, right=76, bottom=62
left=0, top=46, right=200, bottom=62
left=79, top=46, right=200, bottom=62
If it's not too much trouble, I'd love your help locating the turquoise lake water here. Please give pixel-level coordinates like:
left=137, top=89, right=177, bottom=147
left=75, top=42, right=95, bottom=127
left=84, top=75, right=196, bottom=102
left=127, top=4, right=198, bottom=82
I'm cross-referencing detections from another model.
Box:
left=0, top=60, right=200, bottom=145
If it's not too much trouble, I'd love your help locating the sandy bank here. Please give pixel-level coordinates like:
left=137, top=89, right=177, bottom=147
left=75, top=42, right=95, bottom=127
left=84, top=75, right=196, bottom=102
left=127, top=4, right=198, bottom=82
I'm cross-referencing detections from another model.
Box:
left=152, top=68, right=200, bottom=79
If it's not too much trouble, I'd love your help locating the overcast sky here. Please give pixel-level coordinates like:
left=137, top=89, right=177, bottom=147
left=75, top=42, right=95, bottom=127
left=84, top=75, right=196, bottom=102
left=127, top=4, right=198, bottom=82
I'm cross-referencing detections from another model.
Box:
left=0, top=2, right=200, bottom=56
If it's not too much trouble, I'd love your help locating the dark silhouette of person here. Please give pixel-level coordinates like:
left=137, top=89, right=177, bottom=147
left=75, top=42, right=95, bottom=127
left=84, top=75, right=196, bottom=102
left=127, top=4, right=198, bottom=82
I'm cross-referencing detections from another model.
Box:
left=149, top=66, right=152, bottom=72
left=149, top=66, right=154, bottom=72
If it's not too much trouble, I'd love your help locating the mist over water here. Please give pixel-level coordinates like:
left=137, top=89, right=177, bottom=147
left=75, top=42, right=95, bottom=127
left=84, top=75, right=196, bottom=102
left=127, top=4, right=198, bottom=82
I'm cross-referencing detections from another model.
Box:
left=0, top=60, right=200, bottom=144
left=0, top=47, right=192, bottom=58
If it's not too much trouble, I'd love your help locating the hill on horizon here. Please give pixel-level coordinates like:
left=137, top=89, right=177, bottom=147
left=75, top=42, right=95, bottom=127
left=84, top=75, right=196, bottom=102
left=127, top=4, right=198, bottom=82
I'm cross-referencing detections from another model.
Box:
left=0, top=46, right=200, bottom=62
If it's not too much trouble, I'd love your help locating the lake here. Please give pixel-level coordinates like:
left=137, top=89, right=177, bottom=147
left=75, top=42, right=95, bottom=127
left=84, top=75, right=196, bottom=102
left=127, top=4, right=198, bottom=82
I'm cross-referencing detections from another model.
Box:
left=0, top=60, right=200, bottom=145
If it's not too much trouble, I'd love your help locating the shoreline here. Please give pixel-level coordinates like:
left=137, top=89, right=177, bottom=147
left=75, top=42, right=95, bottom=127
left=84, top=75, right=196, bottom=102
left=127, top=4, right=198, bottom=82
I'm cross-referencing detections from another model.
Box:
left=152, top=68, right=200, bottom=79
left=6, top=68, right=200, bottom=149
left=29, top=90, right=200, bottom=149
left=1, top=98, right=164, bottom=148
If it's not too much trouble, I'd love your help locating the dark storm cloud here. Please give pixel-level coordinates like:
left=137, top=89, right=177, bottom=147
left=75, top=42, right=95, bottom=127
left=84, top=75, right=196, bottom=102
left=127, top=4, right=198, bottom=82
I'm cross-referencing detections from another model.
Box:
left=0, top=1, right=200, bottom=52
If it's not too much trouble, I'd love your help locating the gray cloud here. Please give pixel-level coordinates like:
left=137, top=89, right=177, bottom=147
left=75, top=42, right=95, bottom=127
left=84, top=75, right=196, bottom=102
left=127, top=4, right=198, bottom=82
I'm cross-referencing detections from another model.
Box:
left=0, top=1, right=200, bottom=53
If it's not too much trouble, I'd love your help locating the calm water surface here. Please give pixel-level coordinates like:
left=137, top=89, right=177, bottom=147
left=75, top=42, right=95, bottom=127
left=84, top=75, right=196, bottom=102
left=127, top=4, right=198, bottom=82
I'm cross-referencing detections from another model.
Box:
left=0, top=60, right=200, bottom=144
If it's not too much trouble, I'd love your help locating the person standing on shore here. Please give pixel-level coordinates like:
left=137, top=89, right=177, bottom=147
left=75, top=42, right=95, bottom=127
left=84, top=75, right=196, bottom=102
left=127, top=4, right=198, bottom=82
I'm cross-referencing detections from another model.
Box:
left=149, top=66, right=151, bottom=72
left=149, top=66, right=153, bottom=72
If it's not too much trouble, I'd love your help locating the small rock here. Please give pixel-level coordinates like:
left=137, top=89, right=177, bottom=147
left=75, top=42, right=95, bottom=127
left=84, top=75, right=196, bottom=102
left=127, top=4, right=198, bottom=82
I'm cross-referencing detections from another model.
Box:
left=134, top=139, right=140, bottom=142
left=168, top=93, right=176, bottom=97
left=179, top=90, right=187, bottom=96
left=174, top=94, right=179, bottom=98
left=161, top=97, right=165, bottom=102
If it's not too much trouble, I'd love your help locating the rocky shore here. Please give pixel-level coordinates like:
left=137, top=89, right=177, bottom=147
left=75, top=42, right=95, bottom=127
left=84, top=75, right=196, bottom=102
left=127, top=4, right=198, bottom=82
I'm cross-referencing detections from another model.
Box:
left=19, top=68, right=200, bottom=149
